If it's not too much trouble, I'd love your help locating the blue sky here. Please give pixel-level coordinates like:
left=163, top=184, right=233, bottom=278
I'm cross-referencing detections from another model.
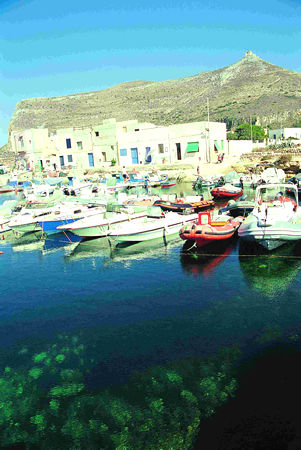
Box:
left=0, top=0, right=300, bottom=146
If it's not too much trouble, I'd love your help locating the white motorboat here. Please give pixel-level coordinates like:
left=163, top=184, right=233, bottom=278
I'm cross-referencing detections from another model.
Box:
left=0, top=200, right=18, bottom=233
left=108, top=211, right=198, bottom=243
left=260, top=167, right=285, bottom=184
left=37, top=203, right=106, bottom=235
left=238, top=183, right=301, bottom=250
left=57, top=210, right=148, bottom=238
left=8, top=201, right=59, bottom=234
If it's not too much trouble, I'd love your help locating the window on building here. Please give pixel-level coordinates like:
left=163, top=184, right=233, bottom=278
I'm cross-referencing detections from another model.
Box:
left=66, top=138, right=71, bottom=149
left=122, top=126, right=127, bottom=132
left=77, top=141, right=83, bottom=150
left=186, top=142, right=199, bottom=153
left=135, top=129, right=139, bottom=132
left=95, top=131, right=99, bottom=137
left=19, top=136, right=24, bottom=148
left=102, top=152, right=107, bottom=162
left=214, top=141, right=221, bottom=152
left=158, top=144, right=164, bottom=153
left=111, top=145, right=114, bottom=151
left=67, top=155, right=73, bottom=163
left=120, top=148, right=127, bottom=157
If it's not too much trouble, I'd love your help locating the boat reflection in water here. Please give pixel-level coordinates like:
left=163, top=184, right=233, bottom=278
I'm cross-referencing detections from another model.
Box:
left=66, top=234, right=181, bottom=268
left=0, top=230, right=81, bottom=255
left=109, top=234, right=180, bottom=265
left=239, top=240, right=301, bottom=297
left=42, top=232, right=81, bottom=255
left=180, top=238, right=236, bottom=276
left=0, top=230, right=45, bottom=253
left=66, top=237, right=111, bottom=263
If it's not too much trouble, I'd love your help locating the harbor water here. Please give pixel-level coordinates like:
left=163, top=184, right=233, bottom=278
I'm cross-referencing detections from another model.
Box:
left=1, top=185, right=301, bottom=448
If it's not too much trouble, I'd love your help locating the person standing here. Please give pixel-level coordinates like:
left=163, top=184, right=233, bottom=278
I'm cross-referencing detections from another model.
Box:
left=122, top=166, right=128, bottom=181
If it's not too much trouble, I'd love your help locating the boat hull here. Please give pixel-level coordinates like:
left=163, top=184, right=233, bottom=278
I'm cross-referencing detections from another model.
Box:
left=39, top=218, right=82, bottom=235
left=239, top=220, right=301, bottom=250
left=211, top=188, right=243, bottom=199
left=153, top=199, right=214, bottom=213
left=0, top=187, right=14, bottom=194
left=0, top=220, right=11, bottom=233
left=9, top=222, right=41, bottom=234
left=57, top=212, right=147, bottom=238
left=180, top=218, right=242, bottom=247
left=109, top=214, right=197, bottom=243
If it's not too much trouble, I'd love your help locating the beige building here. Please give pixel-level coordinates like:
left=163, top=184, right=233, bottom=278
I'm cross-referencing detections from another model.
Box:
left=10, top=119, right=226, bottom=170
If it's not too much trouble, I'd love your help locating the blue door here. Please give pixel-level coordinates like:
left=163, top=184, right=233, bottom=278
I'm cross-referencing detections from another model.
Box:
left=59, top=155, right=64, bottom=167
left=131, top=148, right=139, bottom=164
left=88, top=153, right=94, bottom=167
left=145, top=147, right=151, bottom=163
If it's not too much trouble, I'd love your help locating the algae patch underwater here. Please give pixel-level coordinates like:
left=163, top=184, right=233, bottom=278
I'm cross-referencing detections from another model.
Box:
left=0, top=333, right=240, bottom=449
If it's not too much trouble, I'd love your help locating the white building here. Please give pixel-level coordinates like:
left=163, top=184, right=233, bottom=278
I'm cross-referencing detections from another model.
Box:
left=10, top=119, right=227, bottom=170
left=269, top=127, right=301, bottom=142
left=118, top=121, right=227, bottom=166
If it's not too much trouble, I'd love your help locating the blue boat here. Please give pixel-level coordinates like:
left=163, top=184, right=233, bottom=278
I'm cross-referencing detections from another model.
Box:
left=8, top=181, right=32, bottom=190
left=38, top=217, right=84, bottom=235
left=38, top=204, right=106, bottom=235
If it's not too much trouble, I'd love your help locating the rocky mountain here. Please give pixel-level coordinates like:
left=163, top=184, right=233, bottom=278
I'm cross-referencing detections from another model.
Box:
left=9, top=51, right=301, bottom=133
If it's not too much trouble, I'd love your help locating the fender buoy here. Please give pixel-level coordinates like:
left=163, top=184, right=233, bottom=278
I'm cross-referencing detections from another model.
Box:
left=0, top=251, right=3, bottom=255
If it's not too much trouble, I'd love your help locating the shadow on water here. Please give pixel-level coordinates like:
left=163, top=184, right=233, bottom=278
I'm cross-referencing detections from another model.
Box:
left=180, top=238, right=238, bottom=276
left=195, top=342, right=301, bottom=450
left=239, top=240, right=301, bottom=298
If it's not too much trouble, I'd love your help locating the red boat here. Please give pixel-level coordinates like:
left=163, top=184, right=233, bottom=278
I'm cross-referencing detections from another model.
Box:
left=211, top=184, right=243, bottom=199
left=179, top=210, right=243, bottom=247
left=160, top=180, right=177, bottom=188
left=0, top=185, right=14, bottom=194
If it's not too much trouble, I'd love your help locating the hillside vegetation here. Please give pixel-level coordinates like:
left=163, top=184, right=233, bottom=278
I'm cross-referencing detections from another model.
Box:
left=9, top=51, right=301, bottom=133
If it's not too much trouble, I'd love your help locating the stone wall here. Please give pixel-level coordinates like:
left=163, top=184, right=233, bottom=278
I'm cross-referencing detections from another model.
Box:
left=0, top=143, right=16, bottom=168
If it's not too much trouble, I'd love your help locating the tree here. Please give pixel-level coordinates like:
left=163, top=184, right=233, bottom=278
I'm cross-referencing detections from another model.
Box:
left=236, top=123, right=251, bottom=140
left=228, top=123, right=266, bottom=141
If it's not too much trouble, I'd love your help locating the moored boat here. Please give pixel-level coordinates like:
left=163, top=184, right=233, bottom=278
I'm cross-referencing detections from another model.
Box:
left=153, top=196, right=214, bottom=213
left=211, top=184, right=243, bottom=199
left=0, top=185, right=14, bottom=194
left=57, top=210, right=148, bottom=238
left=108, top=210, right=198, bottom=243
left=179, top=210, right=243, bottom=247
left=219, top=198, right=255, bottom=218
left=160, top=180, right=177, bottom=188
left=38, top=203, right=106, bottom=235
left=238, top=183, right=301, bottom=251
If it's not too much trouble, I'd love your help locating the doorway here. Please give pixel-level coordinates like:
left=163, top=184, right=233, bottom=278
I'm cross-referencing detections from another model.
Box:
left=131, top=148, right=139, bottom=164
left=88, top=153, right=95, bottom=167
left=176, top=143, right=182, bottom=160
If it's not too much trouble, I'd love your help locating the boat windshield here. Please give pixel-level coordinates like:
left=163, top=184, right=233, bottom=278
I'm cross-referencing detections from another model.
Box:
left=256, top=185, right=298, bottom=205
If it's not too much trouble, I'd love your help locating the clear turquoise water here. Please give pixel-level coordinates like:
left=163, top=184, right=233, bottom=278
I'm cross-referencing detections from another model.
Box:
left=1, top=187, right=301, bottom=446
left=1, top=188, right=301, bottom=383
